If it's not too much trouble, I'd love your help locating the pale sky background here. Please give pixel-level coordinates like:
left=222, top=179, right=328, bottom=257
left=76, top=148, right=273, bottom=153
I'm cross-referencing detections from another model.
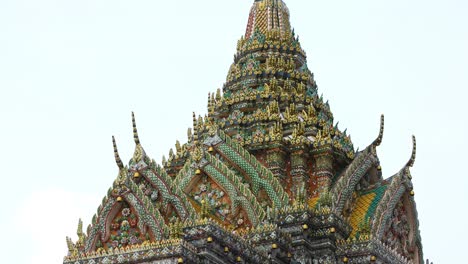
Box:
left=0, top=0, right=466, bottom=263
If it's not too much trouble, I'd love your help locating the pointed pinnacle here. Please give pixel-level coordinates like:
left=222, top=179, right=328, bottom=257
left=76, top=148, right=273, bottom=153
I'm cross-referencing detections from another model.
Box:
left=132, top=112, right=140, bottom=145
left=373, top=114, right=385, bottom=147
left=406, top=135, right=417, bottom=168
left=187, top=128, right=192, bottom=140
left=112, top=136, right=124, bottom=169
left=77, top=218, right=83, bottom=235
left=192, top=112, right=197, bottom=128
left=192, top=112, right=199, bottom=145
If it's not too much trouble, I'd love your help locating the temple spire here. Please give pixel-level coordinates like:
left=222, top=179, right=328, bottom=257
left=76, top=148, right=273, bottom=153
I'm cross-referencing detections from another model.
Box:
left=112, top=136, right=124, bottom=169
left=192, top=112, right=199, bottom=145
left=406, top=135, right=417, bottom=168
left=131, top=112, right=146, bottom=163
left=132, top=111, right=140, bottom=145
left=373, top=114, right=385, bottom=147
left=245, top=0, right=291, bottom=39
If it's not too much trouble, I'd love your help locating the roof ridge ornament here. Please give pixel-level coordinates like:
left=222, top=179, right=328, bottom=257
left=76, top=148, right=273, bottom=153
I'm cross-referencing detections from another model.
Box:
left=132, top=111, right=140, bottom=145
left=406, top=135, right=417, bottom=168
left=372, top=114, right=385, bottom=147
left=131, top=112, right=146, bottom=163
left=192, top=112, right=199, bottom=146
left=112, top=136, right=124, bottom=169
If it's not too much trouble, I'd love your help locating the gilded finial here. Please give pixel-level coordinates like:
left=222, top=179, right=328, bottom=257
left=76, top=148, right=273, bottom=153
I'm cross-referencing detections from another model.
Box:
left=131, top=112, right=147, bottom=163
left=66, top=236, right=78, bottom=257
left=207, top=92, right=213, bottom=114
left=187, top=127, right=193, bottom=141
left=175, top=140, right=182, bottom=153
left=373, top=114, right=384, bottom=146
left=192, top=112, right=198, bottom=145
left=76, top=218, right=85, bottom=247
left=66, top=236, right=73, bottom=251
left=112, top=136, right=124, bottom=169
left=406, top=135, right=417, bottom=167
left=77, top=218, right=83, bottom=236
left=216, top=88, right=221, bottom=101
left=132, top=112, right=140, bottom=145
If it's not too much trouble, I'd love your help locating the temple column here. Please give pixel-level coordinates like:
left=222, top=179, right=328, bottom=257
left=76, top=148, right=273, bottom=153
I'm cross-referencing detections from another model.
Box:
left=266, top=147, right=287, bottom=180
left=312, top=146, right=334, bottom=194
left=290, top=148, right=308, bottom=198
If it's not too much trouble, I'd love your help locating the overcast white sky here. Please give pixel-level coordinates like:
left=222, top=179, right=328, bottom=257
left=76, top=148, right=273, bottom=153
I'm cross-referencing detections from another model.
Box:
left=0, top=0, right=466, bottom=263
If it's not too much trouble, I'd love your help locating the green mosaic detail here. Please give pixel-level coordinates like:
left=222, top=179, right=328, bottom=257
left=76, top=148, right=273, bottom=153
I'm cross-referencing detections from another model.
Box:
left=155, top=164, right=197, bottom=219
left=373, top=168, right=412, bottom=239
left=354, top=185, right=387, bottom=239
left=203, top=164, right=259, bottom=226
left=143, top=168, right=190, bottom=219
left=84, top=194, right=115, bottom=252
left=128, top=180, right=169, bottom=239
left=216, top=131, right=288, bottom=207
left=333, top=146, right=378, bottom=213
left=173, top=159, right=194, bottom=193
left=205, top=153, right=266, bottom=222
left=363, top=185, right=387, bottom=221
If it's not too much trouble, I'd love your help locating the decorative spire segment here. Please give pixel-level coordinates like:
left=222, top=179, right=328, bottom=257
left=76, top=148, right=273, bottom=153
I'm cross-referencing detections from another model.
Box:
left=406, top=135, right=417, bottom=168
left=112, top=136, right=124, bottom=169
left=132, top=111, right=140, bottom=145
left=207, top=93, right=215, bottom=120
left=192, top=112, right=199, bottom=145
left=131, top=112, right=146, bottom=163
left=373, top=114, right=385, bottom=147
left=75, top=218, right=85, bottom=248
left=66, top=236, right=76, bottom=257
left=77, top=218, right=83, bottom=237
left=245, top=0, right=291, bottom=39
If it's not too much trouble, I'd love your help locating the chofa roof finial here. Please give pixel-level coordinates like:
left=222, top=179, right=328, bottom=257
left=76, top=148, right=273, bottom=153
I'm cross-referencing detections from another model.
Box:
left=131, top=112, right=147, bottom=163
left=77, top=218, right=83, bottom=236
left=373, top=114, right=385, bottom=147
left=406, top=135, right=417, bottom=168
left=132, top=111, right=140, bottom=145
left=193, top=112, right=199, bottom=145
left=112, top=136, right=124, bottom=169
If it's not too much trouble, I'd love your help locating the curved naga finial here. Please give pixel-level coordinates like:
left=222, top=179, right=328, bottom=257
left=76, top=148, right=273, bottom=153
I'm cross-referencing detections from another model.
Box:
left=406, top=135, right=417, bottom=168
left=132, top=111, right=140, bottom=145
left=372, top=114, right=385, bottom=146
left=112, top=136, right=124, bottom=169
left=207, top=93, right=212, bottom=113
left=192, top=112, right=199, bottom=145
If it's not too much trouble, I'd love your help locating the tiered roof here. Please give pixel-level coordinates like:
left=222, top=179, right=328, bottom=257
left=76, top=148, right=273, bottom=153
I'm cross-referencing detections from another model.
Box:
left=64, top=1, right=425, bottom=263
left=212, top=0, right=354, bottom=160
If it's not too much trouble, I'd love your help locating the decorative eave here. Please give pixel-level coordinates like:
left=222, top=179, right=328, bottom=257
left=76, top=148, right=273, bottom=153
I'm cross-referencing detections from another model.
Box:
left=64, top=238, right=195, bottom=264
left=368, top=136, right=423, bottom=263
left=332, top=115, right=384, bottom=215
left=66, top=116, right=202, bottom=259
left=128, top=113, right=197, bottom=222
left=372, top=136, right=419, bottom=237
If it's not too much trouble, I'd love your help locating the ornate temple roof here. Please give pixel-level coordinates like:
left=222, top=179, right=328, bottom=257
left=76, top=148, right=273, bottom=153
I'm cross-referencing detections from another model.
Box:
left=210, top=0, right=354, bottom=167
left=245, top=0, right=291, bottom=39
left=64, top=1, right=425, bottom=263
